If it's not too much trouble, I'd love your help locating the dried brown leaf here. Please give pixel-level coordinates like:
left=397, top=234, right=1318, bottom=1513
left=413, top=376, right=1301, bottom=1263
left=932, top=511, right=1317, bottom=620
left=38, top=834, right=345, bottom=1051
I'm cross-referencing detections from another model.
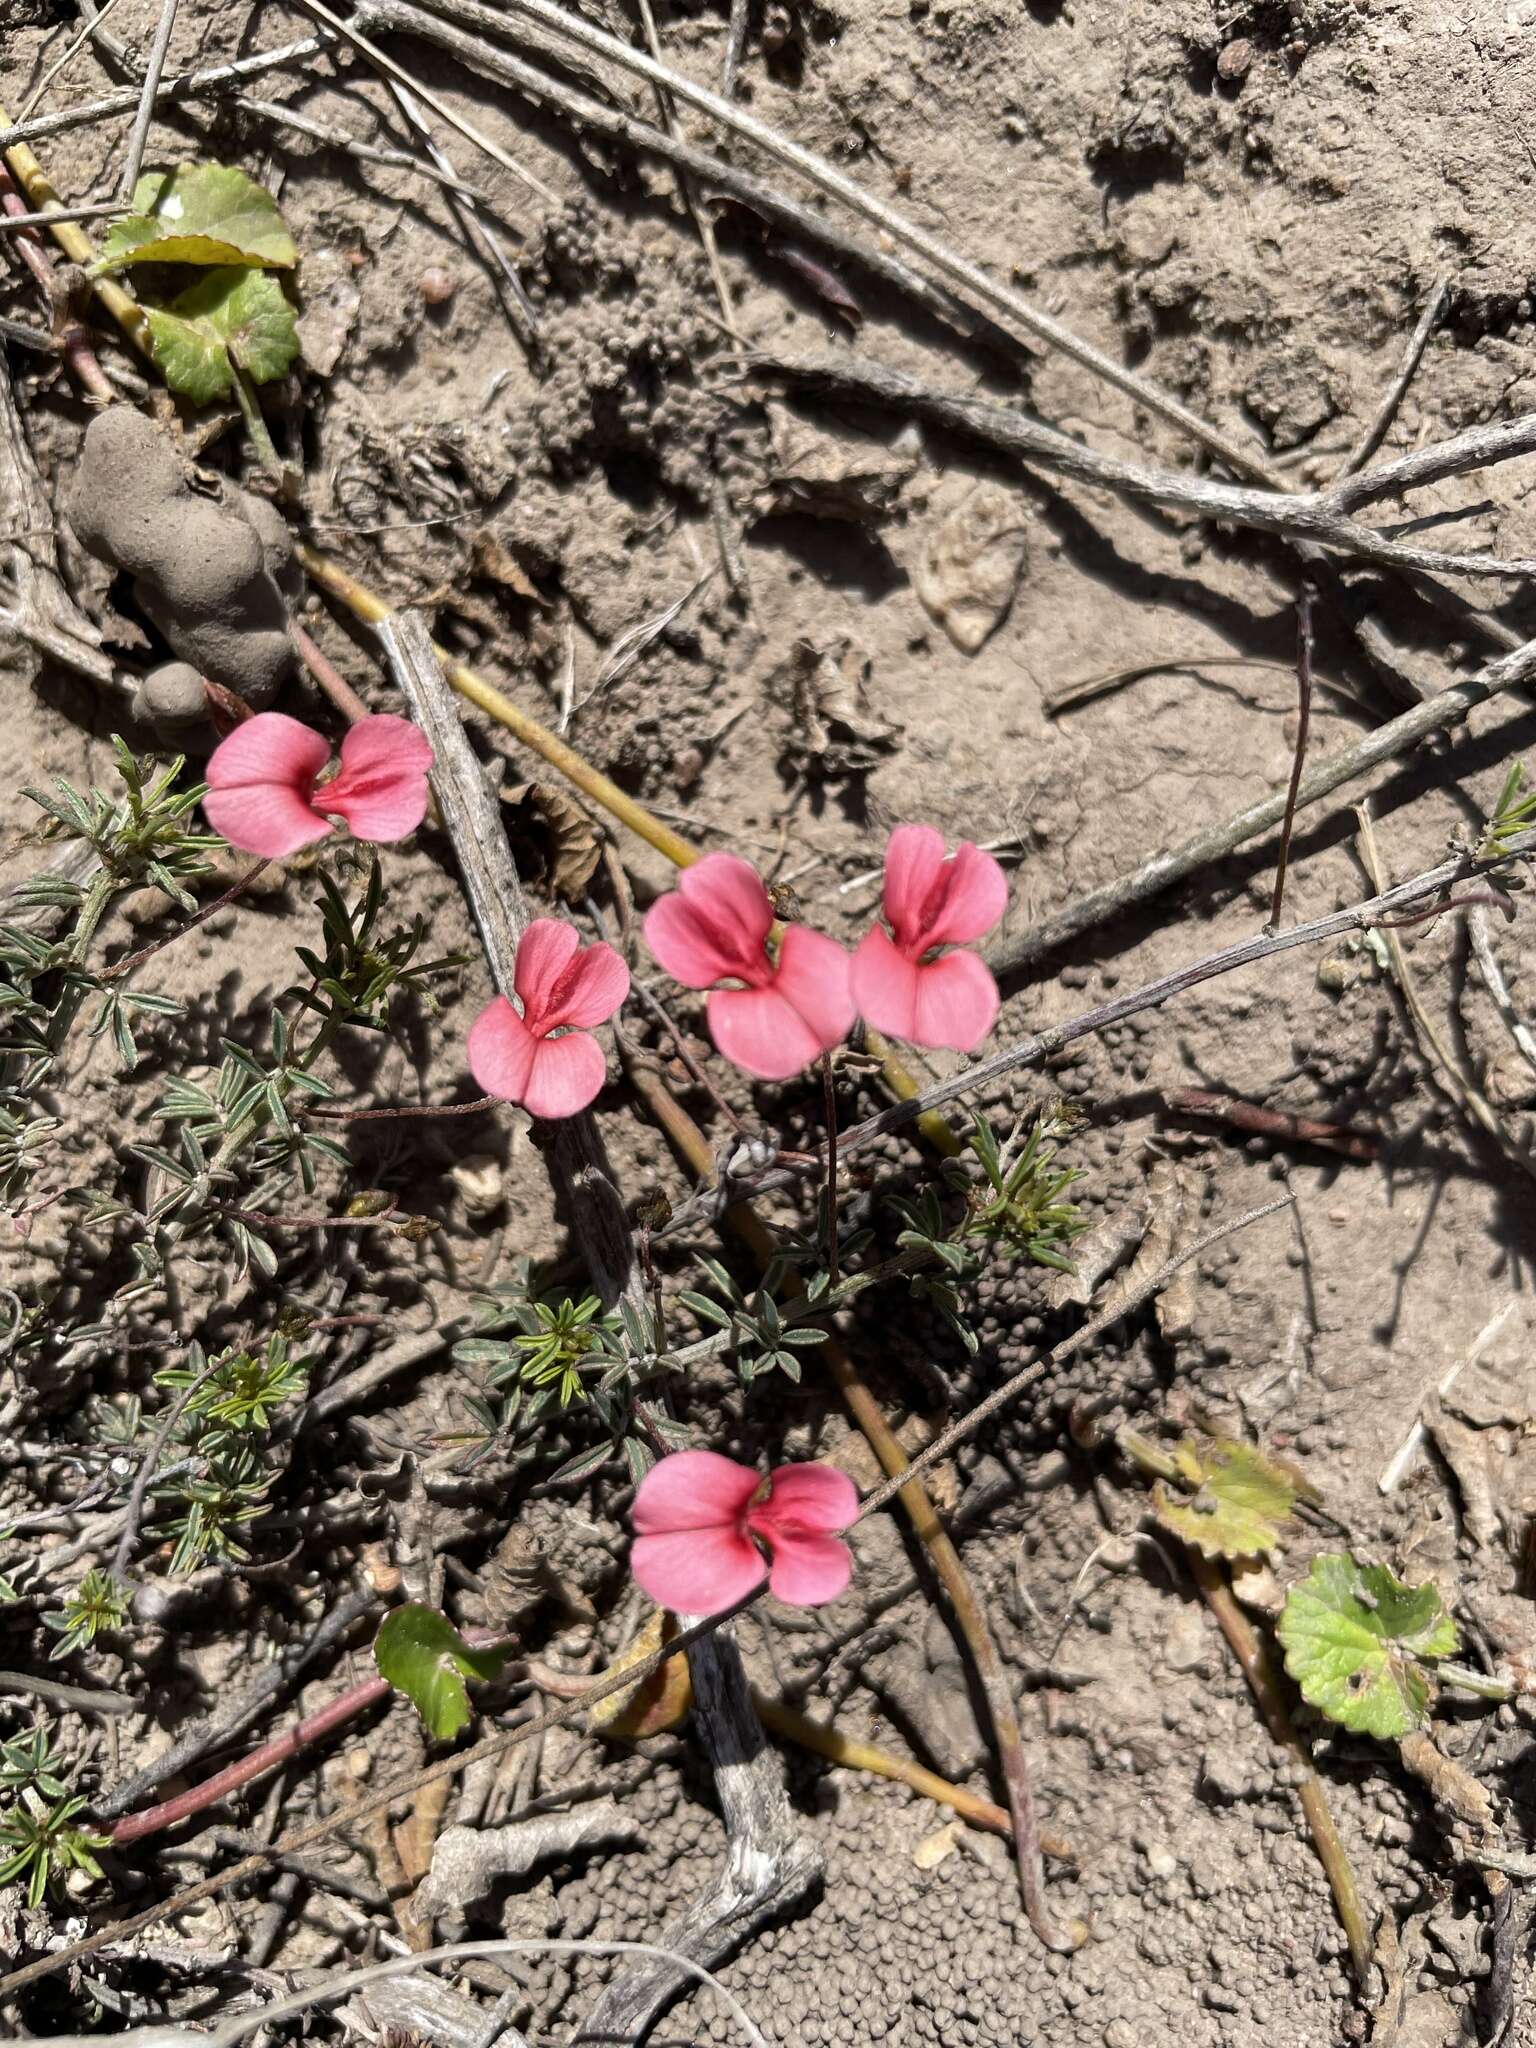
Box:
left=501, top=780, right=602, bottom=899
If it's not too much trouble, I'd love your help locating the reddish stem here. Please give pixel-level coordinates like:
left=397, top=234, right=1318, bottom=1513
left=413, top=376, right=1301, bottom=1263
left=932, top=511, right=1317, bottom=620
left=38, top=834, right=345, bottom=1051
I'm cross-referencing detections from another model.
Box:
left=1163, top=1088, right=1378, bottom=1162
left=0, top=164, right=113, bottom=403
left=292, top=621, right=371, bottom=724
left=101, top=862, right=270, bottom=984
left=106, top=1626, right=516, bottom=1847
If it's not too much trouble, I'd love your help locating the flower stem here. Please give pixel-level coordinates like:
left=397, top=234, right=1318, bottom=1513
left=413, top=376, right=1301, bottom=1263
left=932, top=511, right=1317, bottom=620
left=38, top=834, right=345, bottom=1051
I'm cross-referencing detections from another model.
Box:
left=229, top=358, right=284, bottom=480
left=821, top=1052, right=840, bottom=1290
left=296, top=544, right=964, bottom=1159
left=1186, top=1548, right=1373, bottom=1982
left=625, top=1052, right=1081, bottom=1951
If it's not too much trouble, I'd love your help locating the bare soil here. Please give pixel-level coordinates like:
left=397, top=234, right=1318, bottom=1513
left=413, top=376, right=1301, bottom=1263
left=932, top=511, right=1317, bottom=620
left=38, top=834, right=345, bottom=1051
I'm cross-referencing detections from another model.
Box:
left=4, top=2, right=1536, bottom=2045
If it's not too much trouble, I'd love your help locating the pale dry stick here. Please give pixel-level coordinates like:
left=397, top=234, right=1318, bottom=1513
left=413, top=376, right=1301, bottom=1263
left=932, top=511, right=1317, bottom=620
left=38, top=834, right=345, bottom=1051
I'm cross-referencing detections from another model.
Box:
left=289, top=0, right=559, bottom=206
left=1267, top=584, right=1315, bottom=931
left=745, top=354, right=1536, bottom=582
left=232, top=94, right=497, bottom=204
left=1335, top=276, right=1451, bottom=480
left=722, top=0, right=749, bottom=95
left=386, top=81, right=541, bottom=348
left=630, top=0, right=740, bottom=340
left=1354, top=803, right=1536, bottom=1184
left=1044, top=655, right=1302, bottom=720
left=0, top=1193, right=1276, bottom=1998
left=117, top=0, right=181, bottom=200
left=345, top=0, right=1019, bottom=351
left=376, top=612, right=640, bottom=1311
left=1467, top=901, right=1536, bottom=1081
left=1377, top=1299, right=1521, bottom=1496
left=402, top=0, right=1277, bottom=481
left=0, top=198, right=120, bottom=231
left=70, top=0, right=140, bottom=80
left=986, top=634, right=1536, bottom=980
left=706, top=828, right=1536, bottom=1200
left=38, top=1941, right=770, bottom=2048
left=0, top=33, right=334, bottom=154
left=13, top=0, right=136, bottom=123
left=0, top=1670, right=134, bottom=1715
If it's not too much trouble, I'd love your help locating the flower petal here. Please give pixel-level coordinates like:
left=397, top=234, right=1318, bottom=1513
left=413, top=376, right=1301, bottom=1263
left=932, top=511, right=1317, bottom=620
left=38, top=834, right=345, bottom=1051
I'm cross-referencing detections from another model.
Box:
left=203, top=711, right=333, bottom=857
left=773, top=926, right=855, bottom=1056
left=520, top=1029, right=608, bottom=1120
left=880, top=824, right=949, bottom=949
left=542, top=940, right=630, bottom=1032
left=644, top=853, right=773, bottom=989
left=466, top=996, right=537, bottom=1104
left=513, top=919, right=582, bottom=1029
left=911, top=949, right=999, bottom=1051
left=763, top=1529, right=853, bottom=1607
left=707, top=985, right=823, bottom=1080
left=849, top=925, right=921, bottom=1041
left=319, top=714, right=433, bottom=843
left=755, top=1462, right=859, bottom=1536
left=631, top=1529, right=767, bottom=1616
left=921, top=840, right=1009, bottom=949
left=633, top=1450, right=762, bottom=1535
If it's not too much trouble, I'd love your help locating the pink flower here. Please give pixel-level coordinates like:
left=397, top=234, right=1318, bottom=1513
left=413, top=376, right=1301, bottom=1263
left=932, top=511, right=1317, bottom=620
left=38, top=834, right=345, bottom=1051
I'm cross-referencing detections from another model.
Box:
left=467, top=918, right=630, bottom=1121
left=631, top=1450, right=857, bottom=1614
left=643, top=853, right=853, bottom=1081
left=203, top=712, right=433, bottom=858
left=851, top=825, right=1007, bottom=1051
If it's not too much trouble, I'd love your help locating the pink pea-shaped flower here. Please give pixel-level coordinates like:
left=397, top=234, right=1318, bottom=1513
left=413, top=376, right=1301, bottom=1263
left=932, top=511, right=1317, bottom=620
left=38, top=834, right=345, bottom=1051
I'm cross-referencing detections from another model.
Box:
left=643, top=852, right=853, bottom=1081
left=467, top=918, right=629, bottom=1121
left=630, top=1449, right=857, bottom=1615
left=851, top=824, right=1007, bottom=1051
left=203, top=711, right=433, bottom=858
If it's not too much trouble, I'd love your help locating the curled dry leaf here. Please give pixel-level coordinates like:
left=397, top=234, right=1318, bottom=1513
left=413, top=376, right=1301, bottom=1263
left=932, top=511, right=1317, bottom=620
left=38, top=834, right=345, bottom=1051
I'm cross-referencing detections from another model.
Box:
left=588, top=1609, right=694, bottom=1739
left=500, top=780, right=602, bottom=899
left=778, top=635, right=902, bottom=782
left=1151, top=1436, right=1311, bottom=1559
left=470, top=527, right=549, bottom=606
left=912, top=480, right=1030, bottom=654
left=764, top=404, right=916, bottom=523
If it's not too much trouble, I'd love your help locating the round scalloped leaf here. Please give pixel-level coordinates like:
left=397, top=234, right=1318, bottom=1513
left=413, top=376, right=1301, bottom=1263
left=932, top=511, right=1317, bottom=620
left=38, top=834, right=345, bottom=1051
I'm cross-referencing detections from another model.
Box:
left=144, top=268, right=299, bottom=404
left=1277, top=1554, right=1458, bottom=1739
left=1151, top=1438, right=1300, bottom=1558
left=96, top=165, right=297, bottom=273
left=374, top=1604, right=506, bottom=1741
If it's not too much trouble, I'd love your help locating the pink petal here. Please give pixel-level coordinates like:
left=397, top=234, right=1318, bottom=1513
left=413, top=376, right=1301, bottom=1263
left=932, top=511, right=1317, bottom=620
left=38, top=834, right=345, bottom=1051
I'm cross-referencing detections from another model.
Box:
left=755, top=1462, right=859, bottom=1536
left=643, top=853, right=773, bottom=989
left=707, top=984, right=823, bottom=1080
left=850, top=925, right=920, bottom=1041
left=911, top=949, right=999, bottom=1051
left=319, top=714, right=433, bottom=843
left=773, top=926, right=855, bottom=1054
left=920, top=841, right=1009, bottom=949
left=763, top=1529, right=853, bottom=1607
left=520, top=1030, right=608, bottom=1120
left=515, top=921, right=629, bottom=1034
left=203, top=711, right=333, bottom=858
left=631, top=1529, right=767, bottom=1615
left=466, top=997, right=537, bottom=1103
left=633, top=1450, right=762, bottom=1535
left=513, top=919, right=582, bottom=1028
left=880, top=824, right=948, bottom=948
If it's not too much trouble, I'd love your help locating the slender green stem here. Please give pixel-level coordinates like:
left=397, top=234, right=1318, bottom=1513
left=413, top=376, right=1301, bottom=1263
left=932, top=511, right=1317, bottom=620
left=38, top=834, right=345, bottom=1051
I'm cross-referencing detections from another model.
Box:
left=230, top=359, right=284, bottom=478
left=1437, top=1661, right=1514, bottom=1703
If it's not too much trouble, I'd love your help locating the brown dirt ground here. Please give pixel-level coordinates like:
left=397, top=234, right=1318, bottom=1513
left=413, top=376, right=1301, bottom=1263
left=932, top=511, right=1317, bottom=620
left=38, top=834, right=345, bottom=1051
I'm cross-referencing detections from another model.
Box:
left=5, top=1, right=1536, bottom=2044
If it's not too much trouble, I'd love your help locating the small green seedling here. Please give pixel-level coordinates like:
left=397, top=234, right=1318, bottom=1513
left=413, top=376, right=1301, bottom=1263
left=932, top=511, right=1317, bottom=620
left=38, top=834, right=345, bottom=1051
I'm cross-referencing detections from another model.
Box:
left=374, top=1603, right=507, bottom=1740
left=43, top=1569, right=129, bottom=1661
left=1481, top=760, right=1536, bottom=860
left=1277, top=1554, right=1458, bottom=1739
left=0, top=1794, right=109, bottom=1909
left=94, top=163, right=300, bottom=469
